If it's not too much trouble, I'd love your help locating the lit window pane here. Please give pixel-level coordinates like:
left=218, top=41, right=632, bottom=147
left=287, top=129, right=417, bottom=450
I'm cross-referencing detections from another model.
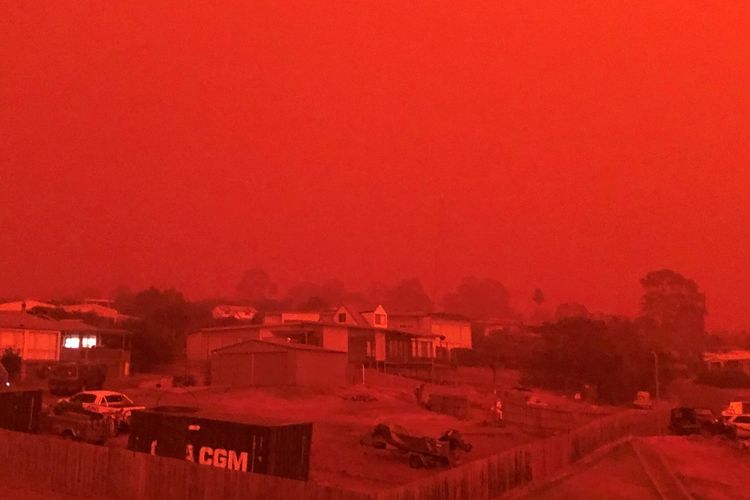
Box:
left=64, top=337, right=80, bottom=349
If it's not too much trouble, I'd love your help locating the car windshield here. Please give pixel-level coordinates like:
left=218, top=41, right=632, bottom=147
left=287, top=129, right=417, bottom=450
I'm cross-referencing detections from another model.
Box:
left=105, top=394, right=133, bottom=405
left=71, top=393, right=96, bottom=403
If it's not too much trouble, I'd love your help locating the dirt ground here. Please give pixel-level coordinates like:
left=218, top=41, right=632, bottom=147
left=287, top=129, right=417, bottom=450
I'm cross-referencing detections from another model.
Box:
left=647, top=435, right=750, bottom=499
left=33, top=367, right=624, bottom=493
left=111, top=368, right=533, bottom=492
left=528, top=443, right=659, bottom=500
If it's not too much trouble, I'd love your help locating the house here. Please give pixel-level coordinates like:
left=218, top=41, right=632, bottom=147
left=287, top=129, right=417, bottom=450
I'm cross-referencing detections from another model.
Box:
left=388, top=312, right=473, bottom=350
left=0, top=312, right=132, bottom=378
left=57, top=320, right=133, bottom=378
left=187, top=313, right=440, bottom=370
left=0, top=311, right=62, bottom=366
left=211, top=305, right=257, bottom=321
left=210, top=339, right=348, bottom=388
left=262, top=311, right=322, bottom=325
left=704, top=351, right=750, bottom=374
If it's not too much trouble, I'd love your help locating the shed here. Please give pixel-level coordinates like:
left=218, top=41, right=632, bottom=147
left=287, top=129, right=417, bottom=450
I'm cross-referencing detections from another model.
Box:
left=210, top=340, right=347, bottom=388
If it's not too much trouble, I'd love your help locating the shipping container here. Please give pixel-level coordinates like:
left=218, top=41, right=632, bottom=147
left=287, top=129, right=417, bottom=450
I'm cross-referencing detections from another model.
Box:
left=128, top=407, right=312, bottom=480
left=0, top=389, right=43, bottom=433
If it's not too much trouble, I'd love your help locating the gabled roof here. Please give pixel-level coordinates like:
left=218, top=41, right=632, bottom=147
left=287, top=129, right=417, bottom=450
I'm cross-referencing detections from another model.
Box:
left=212, top=339, right=346, bottom=355
left=336, top=304, right=370, bottom=327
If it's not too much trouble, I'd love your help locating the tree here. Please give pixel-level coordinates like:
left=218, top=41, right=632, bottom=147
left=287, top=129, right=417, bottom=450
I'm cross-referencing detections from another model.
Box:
left=526, top=317, right=662, bottom=404
left=532, top=288, right=545, bottom=306
left=640, top=269, right=706, bottom=355
left=236, top=268, right=277, bottom=304
left=441, top=277, right=516, bottom=320
left=1, top=348, right=22, bottom=379
left=114, top=287, right=212, bottom=370
left=286, top=280, right=347, bottom=309
left=382, top=278, right=433, bottom=312
left=555, top=302, right=590, bottom=321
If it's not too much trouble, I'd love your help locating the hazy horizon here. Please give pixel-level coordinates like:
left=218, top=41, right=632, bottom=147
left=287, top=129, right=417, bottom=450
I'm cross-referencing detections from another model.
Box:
left=2, top=2, right=748, bottom=330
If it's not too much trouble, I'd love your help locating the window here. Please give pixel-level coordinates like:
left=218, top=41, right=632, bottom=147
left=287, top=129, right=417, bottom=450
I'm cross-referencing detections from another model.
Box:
left=374, top=313, right=385, bottom=326
left=82, top=336, right=97, bottom=348
left=104, top=394, right=133, bottom=406
left=64, top=337, right=80, bottom=349
left=735, top=416, right=750, bottom=424
left=71, top=393, right=97, bottom=404
left=338, top=313, right=347, bottom=323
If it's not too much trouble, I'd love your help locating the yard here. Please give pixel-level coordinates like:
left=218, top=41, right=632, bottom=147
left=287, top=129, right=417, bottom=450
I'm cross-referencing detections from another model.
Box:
left=31, top=366, right=625, bottom=493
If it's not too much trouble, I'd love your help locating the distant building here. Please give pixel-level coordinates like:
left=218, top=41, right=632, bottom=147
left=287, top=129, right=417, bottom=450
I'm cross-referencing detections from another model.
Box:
left=210, top=340, right=348, bottom=388
left=211, top=305, right=257, bottom=322
left=389, top=312, right=473, bottom=350
left=0, top=311, right=132, bottom=378
left=704, top=351, right=750, bottom=374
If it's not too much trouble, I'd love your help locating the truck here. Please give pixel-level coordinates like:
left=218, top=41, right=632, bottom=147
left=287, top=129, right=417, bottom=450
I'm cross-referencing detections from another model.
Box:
left=48, top=363, right=106, bottom=395
left=42, top=401, right=112, bottom=444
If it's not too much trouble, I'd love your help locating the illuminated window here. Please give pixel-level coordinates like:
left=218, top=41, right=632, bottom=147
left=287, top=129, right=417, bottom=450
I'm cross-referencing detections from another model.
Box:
left=64, top=337, right=80, bottom=349
left=82, top=336, right=97, bottom=348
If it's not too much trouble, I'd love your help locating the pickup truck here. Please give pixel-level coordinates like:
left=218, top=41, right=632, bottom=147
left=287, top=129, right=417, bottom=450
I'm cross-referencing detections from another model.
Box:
left=63, top=390, right=145, bottom=432
left=42, top=402, right=112, bottom=444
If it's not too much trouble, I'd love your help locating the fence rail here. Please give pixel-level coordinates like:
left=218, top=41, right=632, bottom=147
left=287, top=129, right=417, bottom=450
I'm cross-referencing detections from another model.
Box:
left=0, top=409, right=664, bottom=500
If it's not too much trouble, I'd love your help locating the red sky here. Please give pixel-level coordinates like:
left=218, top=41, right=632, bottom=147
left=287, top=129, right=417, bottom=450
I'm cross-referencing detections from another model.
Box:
left=1, top=2, right=749, bottom=329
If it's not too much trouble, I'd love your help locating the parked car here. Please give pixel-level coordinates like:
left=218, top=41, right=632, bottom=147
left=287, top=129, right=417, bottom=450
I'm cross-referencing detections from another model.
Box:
left=42, top=401, right=111, bottom=444
left=63, top=390, right=145, bottom=431
left=721, top=401, right=750, bottom=421
left=48, top=363, right=106, bottom=395
left=724, top=414, right=750, bottom=440
left=669, top=407, right=723, bottom=435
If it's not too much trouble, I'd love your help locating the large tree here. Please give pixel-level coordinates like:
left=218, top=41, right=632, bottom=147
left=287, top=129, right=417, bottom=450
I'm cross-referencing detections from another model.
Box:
left=527, top=317, right=660, bottom=404
left=441, top=276, right=516, bottom=320
left=382, top=278, right=433, bottom=312
left=640, top=269, right=706, bottom=355
left=114, top=287, right=212, bottom=370
left=236, top=268, right=277, bottom=304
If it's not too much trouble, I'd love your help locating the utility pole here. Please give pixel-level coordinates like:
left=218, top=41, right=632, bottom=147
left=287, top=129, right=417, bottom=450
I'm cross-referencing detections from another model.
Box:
left=651, top=351, right=660, bottom=401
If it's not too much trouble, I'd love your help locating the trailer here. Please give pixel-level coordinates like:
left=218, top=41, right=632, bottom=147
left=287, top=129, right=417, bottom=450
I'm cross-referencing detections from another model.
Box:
left=0, top=389, right=43, bottom=433
left=128, top=407, right=312, bottom=481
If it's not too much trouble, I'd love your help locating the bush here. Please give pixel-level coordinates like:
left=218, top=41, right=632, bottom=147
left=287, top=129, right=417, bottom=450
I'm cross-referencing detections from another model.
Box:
left=1, top=348, right=22, bottom=379
left=696, top=369, right=750, bottom=388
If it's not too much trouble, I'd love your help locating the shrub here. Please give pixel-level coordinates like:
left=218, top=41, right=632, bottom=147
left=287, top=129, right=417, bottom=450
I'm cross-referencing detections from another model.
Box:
left=1, top=348, right=22, bottom=379
left=696, top=369, right=750, bottom=388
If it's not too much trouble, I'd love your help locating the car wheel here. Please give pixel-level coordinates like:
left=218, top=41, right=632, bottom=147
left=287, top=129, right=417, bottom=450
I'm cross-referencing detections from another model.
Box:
left=61, top=430, right=75, bottom=441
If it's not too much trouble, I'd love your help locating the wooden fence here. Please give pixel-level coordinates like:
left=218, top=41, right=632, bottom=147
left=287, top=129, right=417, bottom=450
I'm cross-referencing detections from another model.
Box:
left=0, top=428, right=370, bottom=500
left=0, top=409, right=664, bottom=500
left=376, top=409, right=666, bottom=500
